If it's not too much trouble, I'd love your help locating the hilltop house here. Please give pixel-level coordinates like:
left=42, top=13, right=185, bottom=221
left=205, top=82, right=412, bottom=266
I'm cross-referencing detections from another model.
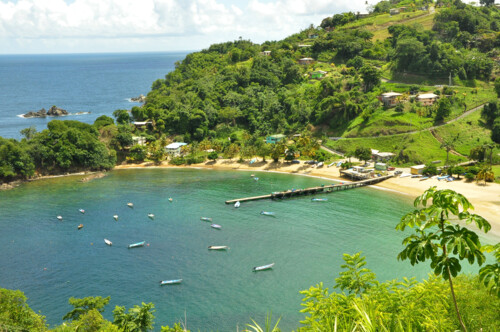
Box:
left=417, top=93, right=439, bottom=106
left=298, top=58, right=314, bottom=65
left=165, top=142, right=187, bottom=157
left=390, top=8, right=400, bottom=15
left=309, top=70, right=327, bottom=79
left=266, top=134, right=286, bottom=144
left=379, top=92, right=402, bottom=107
left=260, top=51, right=271, bottom=56
left=133, top=121, right=152, bottom=128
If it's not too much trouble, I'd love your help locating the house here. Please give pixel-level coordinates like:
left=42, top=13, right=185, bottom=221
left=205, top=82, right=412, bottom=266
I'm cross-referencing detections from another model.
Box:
left=132, top=121, right=152, bottom=128
left=379, top=92, right=402, bottom=107
left=417, top=93, right=439, bottom=106
left=260, top=51, right=271, bottom=56
left=165, top=142, right=187, bottom=157
left=390, top=8, right=400, bottom=15
left=309, top=70, right=327, bottom=79
left=132, top=136, right=146, bottom=146
left=372, top=151, right=395, bottom=162
left=298, top=58, right=314, bottom=65
left=410, top=165, right=426, bottom=175
left=266, top=134, right=286, bottom=144
left=308, top=33, right=319, bottom=39
left=375, top=162, right=387, bottom=170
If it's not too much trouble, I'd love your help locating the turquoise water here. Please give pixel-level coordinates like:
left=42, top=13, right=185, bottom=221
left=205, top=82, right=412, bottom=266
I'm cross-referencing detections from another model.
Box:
left=0, top=169, right=477, bottom=331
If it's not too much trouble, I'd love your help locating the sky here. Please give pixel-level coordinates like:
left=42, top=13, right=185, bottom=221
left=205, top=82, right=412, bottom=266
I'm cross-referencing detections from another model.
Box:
left=0, top=0, right=371, bottom=54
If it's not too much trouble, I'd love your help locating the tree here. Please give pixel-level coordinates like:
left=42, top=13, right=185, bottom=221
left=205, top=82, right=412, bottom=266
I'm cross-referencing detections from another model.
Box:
left=440, top=136, right=458, bottom=167
left=334, top=252, right=377, bottom=297
left=396, top=187, right=491, bottom=332
left=476, top=165, right=494, bottom=184
left=469, top=145, right=486, bottom=162
left=270, top=142, right=286, bottom=162
left=452, top=165, right=465, bottom=179
left=495, top=77, right=500, bottom=98
left=359, top=65, right=380, bottom=92
left=492, top=118, right=500, bottom=143
left=63, top=296, right=110, bottom=321
left=481, top=101, right=498, bottom=126
left=208, top=151, right=218, bottom=161
left=480, top=0, right=495, bottom=6
left=113, top=109, right=131, bottom=125
left=435, top=98, right=452, bottom=121
left=354, top=146, right=371, bottom=162
left=20, top=126, right=37, bottom=140
left=0, top=288, right=47, bottom=331
left=113, top=302, right=155, bottom=332
left=257, top=143, right=271, bottom=162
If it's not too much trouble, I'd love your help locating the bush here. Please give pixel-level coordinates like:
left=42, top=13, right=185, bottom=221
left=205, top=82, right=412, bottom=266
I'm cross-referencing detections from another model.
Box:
left=465, top=172, right=475, bottom=181
left=169, top=157, right=185, bottom=165
left=423, top=163, right=438, bottom=176
left=185, top=155, right=205, bottom=165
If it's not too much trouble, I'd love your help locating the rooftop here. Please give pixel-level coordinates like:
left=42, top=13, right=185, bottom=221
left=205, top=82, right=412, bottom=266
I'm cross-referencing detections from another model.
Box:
left=166, top=142, right=187, bottom=149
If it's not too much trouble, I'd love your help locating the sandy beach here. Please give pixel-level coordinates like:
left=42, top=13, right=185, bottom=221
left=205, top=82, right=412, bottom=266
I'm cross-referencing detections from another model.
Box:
left=115, top=159, right=500, bottom=240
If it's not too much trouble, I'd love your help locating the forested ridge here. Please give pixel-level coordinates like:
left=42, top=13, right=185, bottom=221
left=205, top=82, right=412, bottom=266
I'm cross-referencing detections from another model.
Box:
left=2, top=0, right=500, bottom=183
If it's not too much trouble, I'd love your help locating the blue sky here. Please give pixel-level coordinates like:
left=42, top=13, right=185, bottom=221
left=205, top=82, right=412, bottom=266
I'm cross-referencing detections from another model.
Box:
left=0, top=0, right=372, bottom=54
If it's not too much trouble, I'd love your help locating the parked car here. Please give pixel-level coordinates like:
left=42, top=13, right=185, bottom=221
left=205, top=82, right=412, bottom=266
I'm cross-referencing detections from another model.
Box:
left=387, top=166, right=395, bottom=171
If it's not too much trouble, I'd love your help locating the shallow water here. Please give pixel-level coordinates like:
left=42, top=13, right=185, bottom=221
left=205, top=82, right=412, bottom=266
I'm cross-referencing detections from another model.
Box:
left=0, top=168, right=483, bottom=331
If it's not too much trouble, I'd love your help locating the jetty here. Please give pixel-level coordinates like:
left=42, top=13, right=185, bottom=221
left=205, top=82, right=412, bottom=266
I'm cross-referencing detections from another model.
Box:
left=225, top=174, right=393, bottom=204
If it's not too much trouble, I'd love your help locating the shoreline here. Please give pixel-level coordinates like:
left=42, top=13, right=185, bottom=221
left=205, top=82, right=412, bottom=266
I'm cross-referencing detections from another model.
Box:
left=114, top=160, right=500, bottom=240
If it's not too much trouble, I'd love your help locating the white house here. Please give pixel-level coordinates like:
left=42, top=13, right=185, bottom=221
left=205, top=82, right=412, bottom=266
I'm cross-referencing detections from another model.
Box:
left=132, top=136, right=146, bottom=146
left=379, top=92, right=402, bottom=107
left=417, top=93, right=439, bottom=106
left=165, top=142, right=187, bottom=157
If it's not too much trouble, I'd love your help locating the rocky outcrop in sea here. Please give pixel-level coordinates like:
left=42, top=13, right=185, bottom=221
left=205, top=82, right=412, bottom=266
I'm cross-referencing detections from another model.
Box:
left=23, top=106, right=69, bottom=118
left=131, top=94, right=146, bottom=103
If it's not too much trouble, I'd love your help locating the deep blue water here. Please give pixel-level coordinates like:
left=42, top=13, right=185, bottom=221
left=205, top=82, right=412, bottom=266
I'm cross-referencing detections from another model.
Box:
left=0, top=52, right=187, bottom=139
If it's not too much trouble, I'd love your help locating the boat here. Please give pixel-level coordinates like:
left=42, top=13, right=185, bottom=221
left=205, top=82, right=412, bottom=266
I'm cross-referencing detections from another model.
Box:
left=147, top=213, right=155, bottom=219
left=104, top=239, right=112, bottom=246
left=160, top=279, right=182, bottom=285
left=316, top=162, right=324, bottom=168
left=200, top=217, right=212, bottom=222
left=250, top=174, right=255, bottom=177
left=420, top=177, right=429, bottom=181
left=168, top=198, right=173, bottom=202
left=56, top=215, right=63, bottom=221
left=399, top=173, right=412, bottom=178
left=327, top=162, right=336, bottom=168
left=311, top=198, right=328, bottom=202
left=437, top=175, right=449, bottom=180
left=260, top=211, right=275, bottom=216
left=253, top=263, right=275, bottom=272
left=79, top=209, right=85, bottom=214
left=253, top=177, right=259, bottom=181
left=113, top=215, right=118, bottom=221
left=411, top=174, right=422, bottom=178
left=77, top=224, right=83, bottom=230
left=234, top=201, right=240, bottom=208
left=210, top=224, right=222, bottom=230
left=127, top=202, right=134, bottom=208
left=128, top=241, right=145, bottom=248
left=208, top=245, right=229, bottom=250
left=446, top=177, right=454, bottom=182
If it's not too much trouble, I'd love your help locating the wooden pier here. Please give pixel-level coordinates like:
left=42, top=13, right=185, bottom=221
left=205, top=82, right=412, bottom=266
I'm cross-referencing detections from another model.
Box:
left=225, top=174, right=393, bottom=204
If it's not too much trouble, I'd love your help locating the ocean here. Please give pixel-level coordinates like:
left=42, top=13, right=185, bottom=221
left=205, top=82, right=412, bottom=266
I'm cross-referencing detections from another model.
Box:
left=0, top=168, right=434, bottom=331
left=0, top=52, right=187, bottom=139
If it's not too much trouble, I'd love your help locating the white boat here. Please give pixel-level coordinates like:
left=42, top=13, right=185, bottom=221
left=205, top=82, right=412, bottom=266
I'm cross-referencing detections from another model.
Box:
left=127, top=202, right=134, bottom=208
left=147, top=213, right=155, bottom=219
left=210, top=223, right=222, bottom=230
left=399, top=173, right=412, bottom=178
left=208, top=245, right=229, bottom=250
left=327, top=162, right=336, bottom=168
left=234, top=201, right=240, bottom=208
left=79, top=209, right=85, bottom=214
left=77, top=224, right=83, bottom=230
left=316, top=162, right=324, bottom=168
left=311, top=198, right=328, bottom=202
left=113, top=215, right=118, bottom=221
left=200, top=217, right=212, bottom=222
left=253, top=263, right=275, bottom=271
left=128, top=241, right=145, bottom=248
left=104, top=239, right=112, bottom=246
left=250, top=174, right=255, bottom=177
left=168, top=198, right=173, bottom=202
left=260, top=211, right=275, bottom=216
left=56, top=215, right=63, bottom=221
left=420, top=177, right=429, bottom=181
left=160, top=279, right=182, bottom=285
left=253, top=177, right=259, bottom=181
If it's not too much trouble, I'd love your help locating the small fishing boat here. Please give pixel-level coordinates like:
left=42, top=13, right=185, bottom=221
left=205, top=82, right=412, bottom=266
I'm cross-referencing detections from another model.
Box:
left=147, top=213, right=155, bottom=219
left=128, top=241, right=145, bottom=249
left=253, top=263, right=275, bottom=272
left=113, top=215, right=118, bottom=221
left=78, top=224, right=83, bottom=230
left=200, top=217, right=212, bottom=222
left=160, top=279, right=182, bottom=285
left=56, top=215, right=63, bottom=221
left=127, top=202, right=134, bottom=208
left=168, top=198, right=173, bottom=202
left=234, top=201, right=240, bottom=208
left=327, top=162, right=336, bottom=168
left=260, top=211, right=275, bottom=216
left=250, top=174, right=255, bottom=177
left=399, top=173, right=412, bottom=178
left=79, top=209, right=85, bottom=214
left=104, top=239, right=112, bottom=246
left=311, top=198, right=328, bottom=202
left=316, top=162, right=324, bottom=168
left=253, top=177, right=259, bottom=181
left=208, top=245, right=229, bottom=250
left=420, top=177, right=429, bottom=181
left=210, top=224, right=222, bottom=230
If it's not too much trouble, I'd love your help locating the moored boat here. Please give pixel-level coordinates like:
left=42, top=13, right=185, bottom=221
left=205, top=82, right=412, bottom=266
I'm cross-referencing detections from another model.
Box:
left=168, top=198, right=173, bottom=202
left=234, top=201, right=240, bottom=208
left=79, top=209, right=85, bottom=214
left=160, top=279, right=182, bottom=285
left=253, top=263, right=275, bottom=271
left=208, top=245, right=229, bottom=250
left=147, top=213, right=155, bottom=219
left=56, top=215, right=63, bottom=221
left=311, top=198, right=328, bottom=202
left=260, top=211, right=275, bottom=216
left=104, top=238, right=112, bottom=246
left=127, top=202, right=134, bottom=208
left=113, top=215, right=118, bottom=221
left=128, top=241, right=145, bottom=248
left=78, top=224, right=83, bottom=230
left=210, top=224, right=222, bottom=230
left=200, top=217, right=212, bottom=222
left=253, top=177, right=259, bottom=181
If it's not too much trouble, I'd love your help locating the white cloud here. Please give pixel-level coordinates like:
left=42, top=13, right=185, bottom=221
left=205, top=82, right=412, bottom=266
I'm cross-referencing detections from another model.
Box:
left=0, top=0, right=368, bottom=53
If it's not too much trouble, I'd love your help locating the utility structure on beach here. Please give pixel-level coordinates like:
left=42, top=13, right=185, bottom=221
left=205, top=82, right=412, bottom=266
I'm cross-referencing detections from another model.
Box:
left=225, top=174, right=393, bottom=204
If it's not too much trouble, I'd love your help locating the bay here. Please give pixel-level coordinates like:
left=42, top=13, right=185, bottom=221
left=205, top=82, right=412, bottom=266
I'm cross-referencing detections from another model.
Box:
left=0, top=168, right=444, bottom=331
left=0, top=52, right=187, bottom=139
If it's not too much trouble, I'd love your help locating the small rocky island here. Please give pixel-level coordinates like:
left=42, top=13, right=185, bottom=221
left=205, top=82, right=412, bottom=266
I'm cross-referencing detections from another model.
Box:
left=23, top=106, right=69, bottom=118
left=130, top=94, right=146, bottom=103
